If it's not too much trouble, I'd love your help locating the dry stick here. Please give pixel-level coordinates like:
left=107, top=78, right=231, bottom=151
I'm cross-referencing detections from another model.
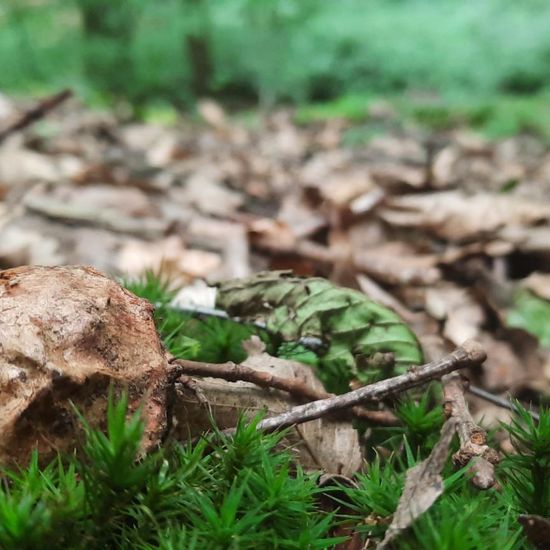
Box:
left=169, top=357, right=399, bottom=426
left=443, top=372, right=500, bottom=489
left=255, top=340, right=485, bottom=433
left=467, top=384, right=540, bottom=422
left=0, top=89, right=73, bottom=144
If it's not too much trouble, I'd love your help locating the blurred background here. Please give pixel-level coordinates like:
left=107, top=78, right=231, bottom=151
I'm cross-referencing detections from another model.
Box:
left=2, top=0, right=550, bottom=135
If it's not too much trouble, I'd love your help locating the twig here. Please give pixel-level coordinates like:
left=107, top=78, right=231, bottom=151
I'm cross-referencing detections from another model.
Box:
left=467, top=384, right=540, bottom=422
left=177, top=374, right=209, bottom=406
left=443, top=372, right=500, bottom=489
left=255, top=340, right=485, bottom=433
left=0, top=89, right=72, bottom=144
left=169, top=356, right=399, bottom=426
left=170, top=304, right=536, bottom=425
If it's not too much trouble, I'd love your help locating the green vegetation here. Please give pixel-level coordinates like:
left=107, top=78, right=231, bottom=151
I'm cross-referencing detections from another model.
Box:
left=1, top=394, right=546, bottom=547
left=296, top=92, right=550, bottom=142
left=508, top=290, right=550, bottom=347
left=0, top=394, right=341, bottom=549
left=0, top=274, right=548, bottom=548
left=4, top=0, right=550, bottom=129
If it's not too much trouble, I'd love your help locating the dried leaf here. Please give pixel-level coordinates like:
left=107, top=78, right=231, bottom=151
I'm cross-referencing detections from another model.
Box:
left=381, top=191, right=550, bottom=241
left=377, top=418, right=457, bottom=549
left=425, top=284, right=485, bottom=346
left=354, top=242, right=441, bottom=286
left=0, top=265, right=172, bottom=465
left=117, top=235, right=222, bottom=280
left=521, top=272, right=550, bottom=301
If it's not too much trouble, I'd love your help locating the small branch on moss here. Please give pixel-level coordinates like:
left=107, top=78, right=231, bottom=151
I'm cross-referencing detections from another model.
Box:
left=443, top=372, right=500, bottom=489
left=169, top=356, right=399, bottom=426
left=0, top=89, right=73, bottom=144
left=254, top=340, right=485, bottom=433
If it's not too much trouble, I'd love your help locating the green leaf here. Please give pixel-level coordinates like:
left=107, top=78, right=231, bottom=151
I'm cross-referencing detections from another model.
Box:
left=216, top=271, right=423, bottom=385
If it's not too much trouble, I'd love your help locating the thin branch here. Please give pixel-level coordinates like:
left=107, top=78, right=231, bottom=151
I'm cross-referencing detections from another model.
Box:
left=169, top=356, right=399, bottom=426
left=467, top=384, right=540, bottom=422
left=255, top=340, right=485, bottom=433
left=443, top=372, right=500, bottom=489
left=0, top=89, right=73, bottom=144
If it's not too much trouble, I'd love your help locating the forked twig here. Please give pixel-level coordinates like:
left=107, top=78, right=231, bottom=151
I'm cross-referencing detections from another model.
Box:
left=443, top=372, right=500, bottom=489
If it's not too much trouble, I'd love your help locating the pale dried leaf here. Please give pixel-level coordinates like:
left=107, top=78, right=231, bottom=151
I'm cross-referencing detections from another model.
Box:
left=521, top=272, right=550, bottom=300
left=354, top=241, right=441, bottom=286
left=172, top=169, right=243, bottom=216
left=117, top=235, right=221, bottom=280
left=172, top=281, right=218, bottom=310
left=425, top=284, right=484, bottom=345
left=197, top=99, right=227, bottom=129
left=377, top=419, right=457, bottom=549
left=381, top=191, right=550, bottom=241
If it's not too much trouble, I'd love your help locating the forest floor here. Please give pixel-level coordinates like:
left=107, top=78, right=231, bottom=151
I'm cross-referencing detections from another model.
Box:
left=1, top=89, right=550, bottom=548
left=1, top=91, right=549, bottom=416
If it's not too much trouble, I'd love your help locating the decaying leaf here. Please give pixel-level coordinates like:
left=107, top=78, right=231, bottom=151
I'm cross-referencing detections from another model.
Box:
left=172, top=337, right=363, bottom=475
left=521, top=272, right=550, bottom=301
left=116, top=235, right=222, bottom=281
left=215, top=271, right=423, bottom=381
left=0, top=265, right=173, bottom=466
left=380, top=191, right=550, bottom=241
left=377, top=418, right=457, bottom=549
left=353, top=241, right=441, bottom=286
left=425, top=283, right=485, bottom=346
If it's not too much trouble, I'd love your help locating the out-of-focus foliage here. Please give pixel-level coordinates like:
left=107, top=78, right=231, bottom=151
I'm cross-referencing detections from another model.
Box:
left=3, top=0, right=550, bottom=110
left=507, top=291, right=550, bottom=347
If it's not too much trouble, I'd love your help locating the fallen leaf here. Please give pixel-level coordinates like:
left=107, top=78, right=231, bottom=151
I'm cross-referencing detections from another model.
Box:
left=354, top=242, right=441, bottom=286
left=116, top=235, right=222, bottom=280
left=381, top=191, right=550, bottom=241
left=377, top=418, right=457, bottom=549
left=171, top=168, right=244, bottom=217
left=0, top=265, right=172, bottom=465
left=521, top=272, right=550, bottom=301
left=197, top=99, right=228, bottom=129
left=425, top=284, right=485, bottom=345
